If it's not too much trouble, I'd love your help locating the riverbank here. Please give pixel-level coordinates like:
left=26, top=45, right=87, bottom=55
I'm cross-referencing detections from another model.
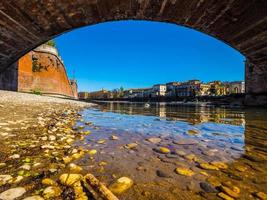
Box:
left=0, top=90, right=94, bottom=199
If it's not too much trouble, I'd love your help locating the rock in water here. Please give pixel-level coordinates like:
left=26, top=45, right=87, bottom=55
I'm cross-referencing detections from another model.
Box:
left=156, top=170, right=171, bottom=178
left=175, top=168, right=195, bottom=177
left=254, top=192, right=267, bottom=200
left=199, top=182, right=218, bottom=193
left=108, top=177, right=133, bottom=195
left=147, top=137, right=161, bottom=144
left=158, top=147, right=171, bottom=154
left=59, top=174, right=82, bottom=186
left=199, top=163, right=219, bottom=170
left=0, top=187, right=26, bottom=200
left=125, top=143, right=138, bottom=149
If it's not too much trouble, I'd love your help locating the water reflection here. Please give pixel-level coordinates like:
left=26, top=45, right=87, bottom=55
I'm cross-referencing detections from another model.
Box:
left=80, top=102, right=267, bottom=199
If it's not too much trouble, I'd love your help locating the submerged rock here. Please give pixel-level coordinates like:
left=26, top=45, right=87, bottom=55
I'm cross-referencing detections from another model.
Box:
left=199, top=182, right=218, bottom=193
left=125, top=143, right=138, bottom=149
left=254, top=192, right=267, bottom=200
left=217, top=192, right=234, bottom=200
left=147, top=137, right=161, bottom=144
left=69, top=163, right=83, bottom=173
left=110, top=135, right=119, bottom=140
left=88, top=149, right=97, bottom=155
left=175, top=168, right=195, bottom=177
left=157, top=147, right=171, bottom=154
left=199, top=163, right=219, bottom=170
left=0, top=187, right=26, bottom=200
left=108, top=177, right=133, bottom=195
left=210, top=161, right=228, bottom=169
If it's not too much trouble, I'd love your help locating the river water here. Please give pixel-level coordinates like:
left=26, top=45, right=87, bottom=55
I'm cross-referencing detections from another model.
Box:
left=0, top=101, right=267, bottom=200
left=76, top=102, right=267, bottom=200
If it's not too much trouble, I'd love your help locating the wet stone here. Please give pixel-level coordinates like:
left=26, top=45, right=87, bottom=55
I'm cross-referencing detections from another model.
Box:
left=254, top=192, right=267, bottom=200
left=199, top=182, right=218, bottom=193
left=156, top=170, right=171, bottom=178
left=43, top=186, right=62, bottom=199
left=108, top=177, right=134, bottom=195
left=173, top=139, right=198, bottom=145
left=175, top=168, right=195, bottom=177
left=217, top=192, right=234, bottom=200
left=22, top=196, right=44, bottom=200
left=0, top=187, right=26, bottom=200
left=147, top=137, right=161, bottom=144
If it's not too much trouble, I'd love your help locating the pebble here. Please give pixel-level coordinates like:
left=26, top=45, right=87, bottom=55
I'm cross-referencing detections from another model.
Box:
left=69, top=163, right=83, bottom=173
left=97, top=139, right=106, bottom=144
left=0, top=175, right=12, bottom=186
left=175, top=168, right=195, bottom=177
left=110, top=135, right=119, bottom=140
left=108, top=177, right=133, bottom=195
left=199, top=182, right=218, bottom=193
left=42, top=178, right=57, bottom=186
left=210, top=161, right=228, bottom=169
left=88, top=149, right=97, bottom=155
left=220, top=186, right=239, bottom=198
left=9, top=154, right=20, bottom=159
left=199, top=163, right=219, bottom=170
left=22, top=196, right=44, bottom=200
left=254, top=192, right=267, bottom=200
left=43, top=186, right=62, bottom=199
left=125, top=143, right=138, bottom=149
left=187, top=130, right=199, bottom=135
left=59, top=174, right=82, bottom=186
left=20, top=164, right=31, bottom=170
left=156, top=170, right=171, bottom=178
left=158, top=147, right=171, bottom=154
left=147, top=137, right=161, bottom=144
left=217, top=192, right=234, bottom=200
left=0, top=187, right=26, bottom=200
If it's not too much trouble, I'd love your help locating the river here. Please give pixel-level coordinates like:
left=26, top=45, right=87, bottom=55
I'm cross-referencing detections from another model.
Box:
left=73, top=101, right=267, bottom=200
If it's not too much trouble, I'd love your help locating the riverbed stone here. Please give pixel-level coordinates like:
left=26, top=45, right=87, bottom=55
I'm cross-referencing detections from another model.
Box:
left=0, top=175, right=12, bottom=186
left=42, top=178, right=57, bottom=186
left=88, top=149, right=97, bottom=155
left=59, top=174, right=83, bottom=186
left=0, top=187, right=26, bottom=200
left=254, top=192, right=267, bottom=200
left=217, top=192, right=234, bottom=200
left=69, top=163, right=83, bottom=173
left=156, top=170, right=171, bottom=178
left=187, top=130, right=200, bottom=135
left=210, top=161, right=228, bottom=169
left=175, top=168, right=195, bottom=177
left=125, top=143, right=138, bottom=149
left=147, top=137, right=161, bottom=144
left=108, top=177, right=133, bottom=195
left=199, top=182, right=218, bottom=193
left=158, top=147, right=171, bottom=154
left=220, top=186, right=239, bottom=198
left=199, top=163, right=219, bottom=170
left=43, top=186, right=62, bottom=199
left=110, top=135, right=119, bottom=140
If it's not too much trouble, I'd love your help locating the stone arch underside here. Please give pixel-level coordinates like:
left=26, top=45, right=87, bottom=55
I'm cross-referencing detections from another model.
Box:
left=0, top=0, right=267, bottom=105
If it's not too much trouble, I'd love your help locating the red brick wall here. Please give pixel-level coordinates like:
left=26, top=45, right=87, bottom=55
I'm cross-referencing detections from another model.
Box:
left=18, top=50, right=77, bottom=98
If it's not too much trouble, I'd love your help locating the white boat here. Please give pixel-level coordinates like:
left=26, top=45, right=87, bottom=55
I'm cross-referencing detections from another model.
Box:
left=144, top=103, right=150, bottom=108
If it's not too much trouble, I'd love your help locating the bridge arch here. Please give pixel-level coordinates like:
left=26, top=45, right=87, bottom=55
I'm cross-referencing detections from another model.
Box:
left=0, top=0, right=266, bottom=105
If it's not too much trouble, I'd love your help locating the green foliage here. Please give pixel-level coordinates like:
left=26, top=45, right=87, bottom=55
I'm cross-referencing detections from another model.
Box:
left=32, top=89, right=42, bottom=95
left=46, top=40, right=56, bottom=47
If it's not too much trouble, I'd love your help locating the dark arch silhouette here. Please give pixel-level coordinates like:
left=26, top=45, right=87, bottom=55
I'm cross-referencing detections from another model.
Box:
left=0, top=1, right=266, bottom=105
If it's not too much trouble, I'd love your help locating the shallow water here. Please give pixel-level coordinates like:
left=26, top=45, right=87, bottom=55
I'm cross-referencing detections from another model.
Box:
left=76, top=102, right=267, bottom=200
left=0, top=101, right=267, bottom=199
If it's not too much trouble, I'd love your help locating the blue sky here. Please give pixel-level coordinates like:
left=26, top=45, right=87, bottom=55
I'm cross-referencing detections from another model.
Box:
left=55, top=20, right=245, bottom=92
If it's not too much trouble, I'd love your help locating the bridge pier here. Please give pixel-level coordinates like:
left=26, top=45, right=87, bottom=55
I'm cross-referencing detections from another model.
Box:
left=0, top=62, right=18, bottom=91
left=245, top=61, right=267, bottom=106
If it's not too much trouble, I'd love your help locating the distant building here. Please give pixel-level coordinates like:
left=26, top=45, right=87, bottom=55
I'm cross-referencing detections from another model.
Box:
left=209, top=81, right=227, bottom=96
left=166, top=82, right=180, bottom=97
left=228, top=81, right=245, bottom=94
left=152, top=84, right=167, bottom=97
left=176, top=80, right=201, bottom=97
left=78, top=92, right=90, bottom=100
left=88, top=89, right=110, bottom=99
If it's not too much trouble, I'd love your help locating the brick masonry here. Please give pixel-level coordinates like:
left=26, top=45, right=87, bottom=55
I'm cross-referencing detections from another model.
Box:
left=17, top=49, right=77, bottom=98
left=0, top=1, right=266, bottom=105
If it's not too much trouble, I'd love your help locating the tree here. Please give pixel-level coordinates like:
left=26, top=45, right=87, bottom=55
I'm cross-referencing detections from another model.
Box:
left=46, top=40, right=56, bottom=47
